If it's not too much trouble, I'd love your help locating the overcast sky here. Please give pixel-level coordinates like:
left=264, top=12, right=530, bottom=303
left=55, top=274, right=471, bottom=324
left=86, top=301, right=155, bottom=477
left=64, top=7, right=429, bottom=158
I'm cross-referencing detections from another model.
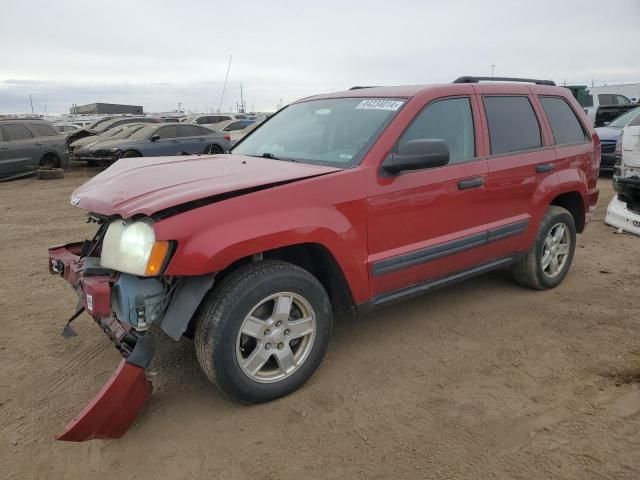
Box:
left=1, top=0, right=639, bottom=115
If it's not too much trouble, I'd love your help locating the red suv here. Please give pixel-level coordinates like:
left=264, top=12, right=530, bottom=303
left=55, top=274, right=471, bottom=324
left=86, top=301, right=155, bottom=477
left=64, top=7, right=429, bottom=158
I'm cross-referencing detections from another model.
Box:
left=49, top=76, right=600, bottom=441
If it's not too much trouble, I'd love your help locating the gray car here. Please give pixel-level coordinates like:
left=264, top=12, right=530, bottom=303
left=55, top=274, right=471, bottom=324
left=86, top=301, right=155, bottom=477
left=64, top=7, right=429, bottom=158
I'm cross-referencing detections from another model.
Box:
left=0, top=119, right=69, bottom=178
left=86, top=123, right=231, bottom=163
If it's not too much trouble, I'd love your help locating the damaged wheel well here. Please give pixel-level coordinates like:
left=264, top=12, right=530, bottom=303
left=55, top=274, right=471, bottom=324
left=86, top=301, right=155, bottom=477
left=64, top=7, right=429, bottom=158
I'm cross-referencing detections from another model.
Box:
left=550, top=191, right=585, bottom=233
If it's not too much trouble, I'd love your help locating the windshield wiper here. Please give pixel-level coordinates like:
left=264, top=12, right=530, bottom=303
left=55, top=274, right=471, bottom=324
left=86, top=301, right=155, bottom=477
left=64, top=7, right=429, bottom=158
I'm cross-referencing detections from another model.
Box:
left=261, top=152, right=280, bottom=160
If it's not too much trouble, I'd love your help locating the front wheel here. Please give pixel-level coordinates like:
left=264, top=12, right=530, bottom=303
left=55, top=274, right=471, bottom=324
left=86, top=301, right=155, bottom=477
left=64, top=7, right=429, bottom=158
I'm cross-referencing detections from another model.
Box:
left=511, top=205, right=577, bottom=290
left=195, top=260, right=333, bottom=403
left=121, top=150, right=141, bottom=158
left=206, top=144, right=224, bottom=154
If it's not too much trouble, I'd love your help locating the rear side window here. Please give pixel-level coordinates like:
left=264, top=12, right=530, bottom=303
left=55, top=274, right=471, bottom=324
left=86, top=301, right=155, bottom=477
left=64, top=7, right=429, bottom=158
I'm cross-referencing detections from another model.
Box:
left=539, top=97, right=588, bottom=145
left=483, top=96, right=541, bottom=155
left=29, top=123, right=58, bottom=137
left=2, top=123, right=34, bottom=140
left=598, top=94, right=615, bottom=106
left=399, top=97, right=475, bottom=164
left=615, top=95, right=631, bottom=106
left=197, top=126, right=213, bottom=135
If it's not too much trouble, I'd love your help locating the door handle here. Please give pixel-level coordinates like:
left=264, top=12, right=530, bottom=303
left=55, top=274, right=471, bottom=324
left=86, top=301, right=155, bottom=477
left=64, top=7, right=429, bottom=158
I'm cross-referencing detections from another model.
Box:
left=457, top=176, right=484, bottom=190
left=34, top=142, right=43, bottom=146
left=535, top=163, right=554, bottom=173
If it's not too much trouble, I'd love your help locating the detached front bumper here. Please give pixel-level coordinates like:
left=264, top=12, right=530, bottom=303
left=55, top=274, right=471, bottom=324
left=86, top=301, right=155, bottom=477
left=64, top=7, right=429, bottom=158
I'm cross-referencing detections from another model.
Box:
left=48, top=243, right=154, bottom=441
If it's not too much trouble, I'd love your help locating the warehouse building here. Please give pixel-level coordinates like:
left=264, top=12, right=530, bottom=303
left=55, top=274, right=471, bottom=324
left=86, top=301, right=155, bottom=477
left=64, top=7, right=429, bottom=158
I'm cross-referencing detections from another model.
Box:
left=69, top=102, right=144, bottom=115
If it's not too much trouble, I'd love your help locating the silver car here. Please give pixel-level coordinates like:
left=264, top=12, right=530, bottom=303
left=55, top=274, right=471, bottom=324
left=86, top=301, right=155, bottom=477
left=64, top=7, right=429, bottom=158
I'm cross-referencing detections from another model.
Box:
left=0, top=119, right=69, bottom=177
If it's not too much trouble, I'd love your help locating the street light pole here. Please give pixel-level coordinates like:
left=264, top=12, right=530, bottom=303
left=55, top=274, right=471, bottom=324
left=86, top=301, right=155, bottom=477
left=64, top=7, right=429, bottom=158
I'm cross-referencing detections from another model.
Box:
left=491, top=64, right=496, bottom=77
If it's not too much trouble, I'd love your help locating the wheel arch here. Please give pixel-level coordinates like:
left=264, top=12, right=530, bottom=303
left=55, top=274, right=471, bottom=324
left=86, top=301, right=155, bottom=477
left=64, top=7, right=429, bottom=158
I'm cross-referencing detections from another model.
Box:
left=549, top=191, right=585, bottom=233
left=39, top=151, right=61, bottom=167
left=214, top=242, right=355, bottom=314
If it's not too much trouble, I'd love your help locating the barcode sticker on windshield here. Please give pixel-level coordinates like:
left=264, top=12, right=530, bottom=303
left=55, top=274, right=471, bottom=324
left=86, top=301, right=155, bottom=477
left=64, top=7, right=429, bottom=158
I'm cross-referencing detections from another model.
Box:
left=356, top=99, right=404, bottom=111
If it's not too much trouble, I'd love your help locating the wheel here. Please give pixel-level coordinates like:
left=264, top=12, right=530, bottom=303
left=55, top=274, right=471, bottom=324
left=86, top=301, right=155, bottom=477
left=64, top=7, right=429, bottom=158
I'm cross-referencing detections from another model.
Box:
left=38, top=168, right=64, bottom=180
left=195, top=260, right=333, bottom=403
left=207, top=144, right=224, bottom=154
left=511, top=205, right=576, bottom=290
left=40, top=153, right=60, bottom=169
left=121, top=150, right=141, bottom=158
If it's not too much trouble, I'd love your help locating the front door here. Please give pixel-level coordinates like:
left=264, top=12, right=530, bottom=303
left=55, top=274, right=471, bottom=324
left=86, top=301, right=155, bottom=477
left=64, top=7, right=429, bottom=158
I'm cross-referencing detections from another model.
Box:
left=0, top=123, right=37, bottom=175
left=146, top=125, right=182, bottom=156
left=367, top=95, right=494, bottom=300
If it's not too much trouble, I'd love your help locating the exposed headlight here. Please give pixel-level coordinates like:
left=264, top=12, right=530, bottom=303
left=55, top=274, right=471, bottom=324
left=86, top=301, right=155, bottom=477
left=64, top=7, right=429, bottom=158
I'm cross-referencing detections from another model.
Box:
left=100, top=219, right=171, bottom=276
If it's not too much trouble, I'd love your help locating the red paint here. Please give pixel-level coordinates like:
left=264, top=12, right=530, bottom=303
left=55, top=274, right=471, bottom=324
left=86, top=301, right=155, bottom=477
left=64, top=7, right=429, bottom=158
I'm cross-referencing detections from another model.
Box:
left=82, top=276, right=111, bottom=317
left=56, top=359, right=152, bottom=442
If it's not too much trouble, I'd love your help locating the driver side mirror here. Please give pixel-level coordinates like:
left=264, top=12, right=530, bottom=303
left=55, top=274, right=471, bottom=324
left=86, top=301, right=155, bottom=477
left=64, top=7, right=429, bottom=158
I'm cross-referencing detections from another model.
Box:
left=151, top=134, right=160, bottom=142
left=383, top=139, right=450, bottom=174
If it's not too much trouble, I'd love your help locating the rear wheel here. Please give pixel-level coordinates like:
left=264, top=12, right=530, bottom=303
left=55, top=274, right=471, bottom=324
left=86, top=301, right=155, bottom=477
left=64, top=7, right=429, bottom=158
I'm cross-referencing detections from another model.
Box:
left=40, top=153, right=60, bottom=169
left=206, top=144, right=224, bottom=154
left=195, top=260, right=332, bottom=403
left=511, top=206, right=576, bottom=290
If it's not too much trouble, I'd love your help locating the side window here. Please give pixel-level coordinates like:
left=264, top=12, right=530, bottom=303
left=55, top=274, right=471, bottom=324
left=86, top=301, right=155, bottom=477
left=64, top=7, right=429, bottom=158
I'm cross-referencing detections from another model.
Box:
left=224, top=121, right=246, bottom=131
left=177, top=125, right=202, bottom=137
left=196, top=116, right=211, bottom=124
left=483, top=96, right=541, bottom=155
left=598, top=94, right=615, bottom=106
left=29, top=123, right=58, bottom=137
left=219, top=116, right=231, bottom=122
left=539, top=97, right=588, bottom=145
left=398, top=97, right=475, bottom=164
left=2, top=123, right=34, bottom=141
left=615, top=95, right=631, bottom=105
left=156, top=126, right=178, bottom=139
left=197, top=126, right=213, bottom=135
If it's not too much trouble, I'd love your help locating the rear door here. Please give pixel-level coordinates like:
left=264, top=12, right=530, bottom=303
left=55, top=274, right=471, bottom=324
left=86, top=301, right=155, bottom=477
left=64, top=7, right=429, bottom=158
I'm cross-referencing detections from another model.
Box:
left=367, top=95, right=493, bottom=298
left=0, top=123, right=38, bottom=174
left=177, top=125, right=208, bottom=154
left=476, top=89, right=557, bottom=259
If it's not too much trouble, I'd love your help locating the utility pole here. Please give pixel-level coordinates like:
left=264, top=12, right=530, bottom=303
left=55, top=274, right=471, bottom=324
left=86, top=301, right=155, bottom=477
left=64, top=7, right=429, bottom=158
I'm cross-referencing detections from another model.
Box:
left=239, top=82, right=245, bottom=113
left=44, top=106, right=48, bottom=117
left=178, top=102, right=182, bottom=112
left=219, top=54, right=232, bottom=113
left=29, top=94, right=34, bottom=114
left=491, top=64, right=496, bottom=77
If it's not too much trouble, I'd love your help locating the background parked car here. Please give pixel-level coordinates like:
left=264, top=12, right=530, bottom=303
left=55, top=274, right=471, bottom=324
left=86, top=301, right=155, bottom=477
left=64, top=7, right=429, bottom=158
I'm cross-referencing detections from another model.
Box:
left=566, top=86, right=637, bottom=127
left=65, top=116, right=161, bottom=147
left=0, top=119, right=68, bottom=177
left=54, top=123, right=82, bottom=136
left=73, top=123, right=149, bottom=163
left=595, top=107, right=640, bottom=172
left=209, top=119, right=255, bottom=133
left=85, top=123, right=231, bottom=163
left=182, top=113, right=243, bottom=127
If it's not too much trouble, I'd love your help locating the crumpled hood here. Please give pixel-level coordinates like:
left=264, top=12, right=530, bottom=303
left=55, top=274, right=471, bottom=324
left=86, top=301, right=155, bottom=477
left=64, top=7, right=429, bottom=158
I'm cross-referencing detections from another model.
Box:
left=71, top=154, right=340, bottom=218
left=595, top=126, right=622, bottom=142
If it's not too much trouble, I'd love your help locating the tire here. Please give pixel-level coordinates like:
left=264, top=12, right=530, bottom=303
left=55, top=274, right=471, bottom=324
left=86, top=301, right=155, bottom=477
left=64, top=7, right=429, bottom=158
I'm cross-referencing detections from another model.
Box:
left=511, top=206, right=576, bottom=290
left=121, top=150, right=141, bottom=158
left=195, top=260, right=333, bottom=403
left=40, top=153, right=60, bottom=169
left=207, top=144, right=224, bottom=154
left=38, top=168, right=64, bottom=180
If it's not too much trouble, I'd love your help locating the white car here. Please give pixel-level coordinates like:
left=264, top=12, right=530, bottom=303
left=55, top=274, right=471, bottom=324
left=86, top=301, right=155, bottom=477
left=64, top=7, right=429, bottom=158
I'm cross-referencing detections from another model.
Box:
left=605, top=121, right=640, bottom=235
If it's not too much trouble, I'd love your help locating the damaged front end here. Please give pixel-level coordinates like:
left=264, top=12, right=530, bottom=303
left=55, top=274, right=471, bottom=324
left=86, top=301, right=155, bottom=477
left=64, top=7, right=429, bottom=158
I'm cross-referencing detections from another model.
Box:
left=48, top=217, right=214, bottom=441
left=606, top=127, right=640, bottom=236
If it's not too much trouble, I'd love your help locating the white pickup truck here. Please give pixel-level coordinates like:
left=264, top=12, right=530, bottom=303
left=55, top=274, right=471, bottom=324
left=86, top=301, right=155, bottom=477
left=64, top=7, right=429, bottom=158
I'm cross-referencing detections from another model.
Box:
left=606, top=122, right=640, bottom=235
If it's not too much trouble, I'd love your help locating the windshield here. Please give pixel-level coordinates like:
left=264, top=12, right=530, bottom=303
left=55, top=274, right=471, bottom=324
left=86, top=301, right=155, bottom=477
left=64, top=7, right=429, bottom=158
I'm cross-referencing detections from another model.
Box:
left=609, top=107, right=640, bottom=128
left=231, top=98, right=405, bottom=166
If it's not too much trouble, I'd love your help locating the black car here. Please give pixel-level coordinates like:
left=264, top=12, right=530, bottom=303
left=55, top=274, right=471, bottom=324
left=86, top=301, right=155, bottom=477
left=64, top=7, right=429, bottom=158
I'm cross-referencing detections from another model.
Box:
left=65, top=117, right=161, bottom=147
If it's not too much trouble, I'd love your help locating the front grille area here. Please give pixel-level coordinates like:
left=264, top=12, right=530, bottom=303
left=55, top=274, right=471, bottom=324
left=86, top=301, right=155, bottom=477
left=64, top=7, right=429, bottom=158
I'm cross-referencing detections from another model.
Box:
left=601, top=142, right=616, bottom=154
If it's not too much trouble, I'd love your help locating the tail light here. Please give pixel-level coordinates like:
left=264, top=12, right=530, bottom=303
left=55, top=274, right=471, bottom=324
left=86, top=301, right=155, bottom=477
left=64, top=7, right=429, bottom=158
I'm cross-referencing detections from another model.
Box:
left=224, top=135, right=231, bottom=141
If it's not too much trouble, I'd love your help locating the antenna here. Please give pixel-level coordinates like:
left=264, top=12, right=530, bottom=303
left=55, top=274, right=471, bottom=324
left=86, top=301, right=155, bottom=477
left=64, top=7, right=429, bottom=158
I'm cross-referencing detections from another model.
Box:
left=219, top=54, right=232, bottom=113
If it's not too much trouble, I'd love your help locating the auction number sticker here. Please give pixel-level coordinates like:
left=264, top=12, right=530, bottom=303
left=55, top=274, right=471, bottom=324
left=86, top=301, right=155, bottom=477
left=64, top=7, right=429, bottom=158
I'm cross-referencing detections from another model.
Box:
left=356, top=99, right=404, bottom=111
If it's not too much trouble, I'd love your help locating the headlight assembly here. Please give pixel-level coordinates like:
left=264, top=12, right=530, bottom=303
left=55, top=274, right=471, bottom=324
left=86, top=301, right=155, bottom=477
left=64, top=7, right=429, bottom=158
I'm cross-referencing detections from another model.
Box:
left=100, top=219, right=171, bottom=276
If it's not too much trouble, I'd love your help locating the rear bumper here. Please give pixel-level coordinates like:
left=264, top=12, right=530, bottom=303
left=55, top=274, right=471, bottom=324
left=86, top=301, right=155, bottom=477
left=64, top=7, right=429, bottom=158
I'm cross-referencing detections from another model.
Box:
left=48, top=243, right=154, bottom=441
left=605, top=195, right=640, bottom=236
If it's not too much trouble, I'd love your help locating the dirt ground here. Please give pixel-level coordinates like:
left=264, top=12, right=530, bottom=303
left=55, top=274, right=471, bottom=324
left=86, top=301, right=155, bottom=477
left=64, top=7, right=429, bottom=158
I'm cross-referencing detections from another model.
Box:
left=1, top=168, right=639, bottom=480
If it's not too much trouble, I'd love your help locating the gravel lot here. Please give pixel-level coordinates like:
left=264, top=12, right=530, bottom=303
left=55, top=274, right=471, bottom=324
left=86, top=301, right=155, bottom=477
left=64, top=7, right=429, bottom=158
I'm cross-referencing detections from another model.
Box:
left=1, top=169, right=639, bottom=479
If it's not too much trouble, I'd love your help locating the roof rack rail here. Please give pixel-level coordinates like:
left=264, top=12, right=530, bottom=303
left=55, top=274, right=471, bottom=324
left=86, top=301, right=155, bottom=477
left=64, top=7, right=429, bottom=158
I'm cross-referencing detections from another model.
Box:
left=349, top=86, right=378, bottom=90
left=453, top=76, right=556, bottom=86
